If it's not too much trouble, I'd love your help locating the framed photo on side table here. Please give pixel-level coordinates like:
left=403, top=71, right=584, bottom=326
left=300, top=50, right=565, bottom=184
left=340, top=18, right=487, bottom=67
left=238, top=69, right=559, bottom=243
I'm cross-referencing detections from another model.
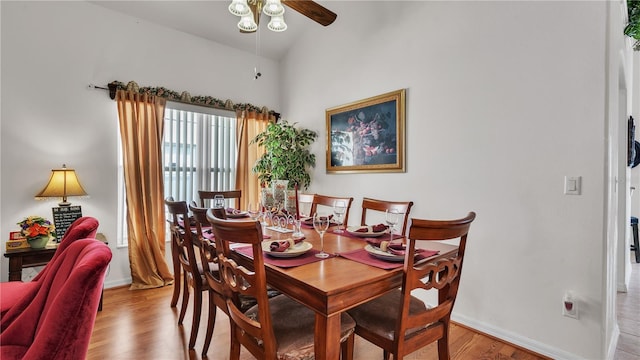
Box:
left=326, top=89, right=406, bottom=173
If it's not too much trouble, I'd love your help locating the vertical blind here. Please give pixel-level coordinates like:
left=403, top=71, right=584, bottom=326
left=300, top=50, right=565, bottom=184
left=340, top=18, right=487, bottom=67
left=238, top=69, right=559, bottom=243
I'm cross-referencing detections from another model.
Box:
left=118, top=104, right=237, bottom=246
left=163, top=107, right=238, bottom=204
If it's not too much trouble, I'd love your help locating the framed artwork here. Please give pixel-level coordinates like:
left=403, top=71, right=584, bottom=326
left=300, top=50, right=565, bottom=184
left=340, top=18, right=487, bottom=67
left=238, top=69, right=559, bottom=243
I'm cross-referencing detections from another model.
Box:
left=326, top=89, right=406, bottom=173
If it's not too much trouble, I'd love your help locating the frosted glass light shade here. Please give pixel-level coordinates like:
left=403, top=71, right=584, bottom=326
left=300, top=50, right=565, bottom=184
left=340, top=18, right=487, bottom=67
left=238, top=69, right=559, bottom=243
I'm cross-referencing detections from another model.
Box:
left=229, top=0, right=250, bottom=17
left=263, top=0, right=284, bottom=16
left=35, top=164, right=87, bottom=206
left=238, top=14, right=258, bottom=32
left=268, top=15, right=287, bottom=32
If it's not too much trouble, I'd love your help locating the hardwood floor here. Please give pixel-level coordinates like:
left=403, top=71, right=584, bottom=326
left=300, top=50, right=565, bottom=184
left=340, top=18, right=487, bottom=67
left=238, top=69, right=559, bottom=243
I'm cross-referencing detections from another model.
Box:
left=88, top=285, right=550, bottom=360
left=615, top=260, right=640, bottom=360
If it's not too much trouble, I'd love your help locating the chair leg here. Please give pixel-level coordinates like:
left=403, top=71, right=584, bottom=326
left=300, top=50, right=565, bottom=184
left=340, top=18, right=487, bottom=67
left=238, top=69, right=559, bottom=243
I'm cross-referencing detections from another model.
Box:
left=437, top=319, right=451, bottom=360
left=178, top=275, right=189, bottom=325
left=341, top=332, right=355, bottom=360
left=170, top=246, right=181, bottom=307
left=189, top=288, right=203, bottom=349
left=632, top=223, right=639, bottom=263
left=202, top=291, right=217, bottom=356
left=230, top=324, right=241, bottom=360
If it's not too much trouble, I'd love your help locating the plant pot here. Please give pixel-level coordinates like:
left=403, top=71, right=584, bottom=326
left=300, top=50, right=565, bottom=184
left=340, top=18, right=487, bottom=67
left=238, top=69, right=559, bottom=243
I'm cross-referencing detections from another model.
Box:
left=27, top=236, right=50, bottom=249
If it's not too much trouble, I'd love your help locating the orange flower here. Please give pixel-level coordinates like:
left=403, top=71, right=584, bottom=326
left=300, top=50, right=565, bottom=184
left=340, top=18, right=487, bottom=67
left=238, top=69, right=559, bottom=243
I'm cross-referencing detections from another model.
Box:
left=17, top=216, right=56, bottom=239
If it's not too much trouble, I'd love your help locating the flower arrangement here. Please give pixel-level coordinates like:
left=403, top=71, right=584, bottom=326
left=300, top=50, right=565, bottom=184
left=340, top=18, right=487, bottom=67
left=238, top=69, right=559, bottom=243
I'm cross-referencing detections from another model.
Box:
left=17, top=216, right=56, bottom=240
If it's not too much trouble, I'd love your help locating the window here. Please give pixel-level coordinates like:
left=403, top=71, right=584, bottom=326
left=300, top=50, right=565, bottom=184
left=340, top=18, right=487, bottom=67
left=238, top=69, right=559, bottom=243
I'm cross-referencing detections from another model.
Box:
left=117, top=102, right=237, bottom=247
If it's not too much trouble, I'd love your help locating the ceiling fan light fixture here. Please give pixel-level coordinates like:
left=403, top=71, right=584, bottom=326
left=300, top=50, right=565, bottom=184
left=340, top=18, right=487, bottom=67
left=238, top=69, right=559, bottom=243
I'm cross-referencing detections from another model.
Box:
left=229, top=0, right=251, bottom=17
left=263, top=0, right=285, bottom=17
left=238, top=14, right=258, bottom=32
left=268, top=15, right=287, bottom=32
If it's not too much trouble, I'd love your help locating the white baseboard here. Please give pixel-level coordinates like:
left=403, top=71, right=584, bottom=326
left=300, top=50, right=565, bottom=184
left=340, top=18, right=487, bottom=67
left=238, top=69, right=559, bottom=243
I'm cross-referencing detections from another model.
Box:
left=452, top=313, right=582, bottom=360
left=104, top=277, right=132, bottom=289
left=606, top=325, right=620, bottom=360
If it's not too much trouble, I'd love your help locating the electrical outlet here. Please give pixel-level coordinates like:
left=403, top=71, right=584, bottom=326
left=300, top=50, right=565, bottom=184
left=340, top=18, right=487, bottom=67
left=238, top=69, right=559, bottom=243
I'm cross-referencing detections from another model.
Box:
left=562, top=292, right=579, bottom=319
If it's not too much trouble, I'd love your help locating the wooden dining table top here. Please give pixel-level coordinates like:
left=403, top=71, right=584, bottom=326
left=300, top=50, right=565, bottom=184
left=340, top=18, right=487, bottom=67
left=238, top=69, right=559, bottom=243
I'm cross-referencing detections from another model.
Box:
left=230, top=221, right=459, bottom=360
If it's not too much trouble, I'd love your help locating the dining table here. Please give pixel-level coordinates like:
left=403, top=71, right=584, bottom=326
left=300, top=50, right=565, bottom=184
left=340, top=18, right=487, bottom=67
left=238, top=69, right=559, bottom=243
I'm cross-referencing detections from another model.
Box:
left=229, top=219, right=459, bottom=360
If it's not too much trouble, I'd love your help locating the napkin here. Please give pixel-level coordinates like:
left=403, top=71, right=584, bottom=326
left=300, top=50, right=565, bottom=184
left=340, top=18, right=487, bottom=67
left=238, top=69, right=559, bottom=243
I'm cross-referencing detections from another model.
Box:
left=269, top=237, right=304, bottom=252
left=226, top=208, right=242, bottom=215
left=387, top=243, right=408, bottom=256
left=302, top=215, right=333, bottom=226
left=365, top=238, right=402, bottom=251
left=371, top=224, right=388, bottom=232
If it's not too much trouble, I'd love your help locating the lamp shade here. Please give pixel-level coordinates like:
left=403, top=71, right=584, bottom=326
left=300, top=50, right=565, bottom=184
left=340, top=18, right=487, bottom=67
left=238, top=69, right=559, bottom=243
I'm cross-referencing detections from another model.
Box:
left=35, top=164, right=87, bottom=206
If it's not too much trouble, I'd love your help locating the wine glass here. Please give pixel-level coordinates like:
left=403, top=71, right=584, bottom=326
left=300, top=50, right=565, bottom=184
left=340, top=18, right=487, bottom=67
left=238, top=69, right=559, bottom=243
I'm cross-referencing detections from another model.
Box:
left=332, top=201, right=346, bottom=234
left=313, top=212, right=330, bottom=258
left=385, top=209, right=399, bottom=243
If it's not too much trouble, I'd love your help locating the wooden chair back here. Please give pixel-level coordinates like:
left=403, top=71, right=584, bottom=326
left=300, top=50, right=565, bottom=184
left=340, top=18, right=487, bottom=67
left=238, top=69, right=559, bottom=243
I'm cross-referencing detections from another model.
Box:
left=360, top=197, right=414, bottom=236
left=310, top=194, right=354, bottom=226
left=205, top=215, right=278, bottom=358
left=398, top=212, right=476, bottom=359
left=198, top=190, right=242, bottom=209
left=164, top=197, right=206, bottom=339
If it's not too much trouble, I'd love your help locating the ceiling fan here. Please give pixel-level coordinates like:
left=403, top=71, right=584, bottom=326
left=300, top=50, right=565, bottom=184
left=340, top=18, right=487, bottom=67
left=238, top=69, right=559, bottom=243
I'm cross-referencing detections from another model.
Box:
left=228, top=0, right=337, bottom=33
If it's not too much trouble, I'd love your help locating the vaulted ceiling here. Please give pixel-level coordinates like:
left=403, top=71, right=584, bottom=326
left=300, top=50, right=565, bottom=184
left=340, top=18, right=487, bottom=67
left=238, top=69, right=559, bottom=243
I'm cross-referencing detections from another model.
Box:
left=90, top=1, right=337, bottom=61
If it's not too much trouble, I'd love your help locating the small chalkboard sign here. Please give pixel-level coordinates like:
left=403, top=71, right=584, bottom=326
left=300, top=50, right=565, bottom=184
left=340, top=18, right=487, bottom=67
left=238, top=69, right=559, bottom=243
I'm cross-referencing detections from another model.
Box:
left=52, top=206, right=83, bottom=242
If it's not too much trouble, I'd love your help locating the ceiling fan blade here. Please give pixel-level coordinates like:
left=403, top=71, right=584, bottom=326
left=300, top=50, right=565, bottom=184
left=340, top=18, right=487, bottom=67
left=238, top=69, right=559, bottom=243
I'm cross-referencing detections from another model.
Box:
left=282, top=0, right=337, bottom=27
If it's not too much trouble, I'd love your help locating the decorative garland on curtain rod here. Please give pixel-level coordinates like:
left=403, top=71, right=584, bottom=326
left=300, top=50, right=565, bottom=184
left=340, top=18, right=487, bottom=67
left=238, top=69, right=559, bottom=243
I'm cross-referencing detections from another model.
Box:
left=106, top=80, right=279, bottom=118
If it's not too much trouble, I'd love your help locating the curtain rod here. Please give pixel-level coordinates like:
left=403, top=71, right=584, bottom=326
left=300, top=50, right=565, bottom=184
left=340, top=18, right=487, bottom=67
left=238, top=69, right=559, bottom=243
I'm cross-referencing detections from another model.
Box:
left=88, top=83, right=117, bottom=100
left=87, top=82, right=280, bottom=120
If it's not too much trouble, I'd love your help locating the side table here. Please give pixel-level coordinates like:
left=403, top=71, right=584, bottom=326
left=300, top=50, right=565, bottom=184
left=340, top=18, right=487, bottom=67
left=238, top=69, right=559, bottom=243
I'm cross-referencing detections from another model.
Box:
left=4, top=242, right=105, bottom=310
left=4, top=245, right=57, bottom=281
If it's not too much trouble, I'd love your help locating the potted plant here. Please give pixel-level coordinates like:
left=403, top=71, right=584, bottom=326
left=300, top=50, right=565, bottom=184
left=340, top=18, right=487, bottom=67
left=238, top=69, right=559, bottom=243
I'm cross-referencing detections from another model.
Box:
left=626, top=0, right=640, bottom=50
left=17, top=216, right=56, bottom=249
left=251, top=120, right=317, bottom=191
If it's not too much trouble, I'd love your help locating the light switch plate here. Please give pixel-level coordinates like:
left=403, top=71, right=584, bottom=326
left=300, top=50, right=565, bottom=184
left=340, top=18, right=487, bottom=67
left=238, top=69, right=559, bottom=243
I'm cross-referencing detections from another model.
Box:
left=564, top=176, right=581, bottom=195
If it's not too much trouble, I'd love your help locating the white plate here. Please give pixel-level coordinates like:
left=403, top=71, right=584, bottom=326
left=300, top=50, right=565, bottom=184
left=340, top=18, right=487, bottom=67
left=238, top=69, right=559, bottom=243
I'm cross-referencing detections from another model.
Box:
left=262, top=241, right=312, bottom=258
left=346, top=226, right=387, bottom=238
left=301, top=216, right=337, bottom=226
left=226, top=211, right=249, bottom=219
left=364, top=244, right=405, bottom=262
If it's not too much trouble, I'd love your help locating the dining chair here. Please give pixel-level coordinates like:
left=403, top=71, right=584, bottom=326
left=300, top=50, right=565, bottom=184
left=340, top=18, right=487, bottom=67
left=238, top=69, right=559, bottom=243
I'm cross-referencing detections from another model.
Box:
left=165, top=197, right=208, bottom=350
left=198, top=189, right=242, bottom=209
left=310, top=194, right=354, bottom=226
left=206, top=213, right=357, bottom=360
left=188, top=202, right=230, bottom=356
left=360, top=197, right=414, bottom=237
left=347, top=212, right=476, bottom=360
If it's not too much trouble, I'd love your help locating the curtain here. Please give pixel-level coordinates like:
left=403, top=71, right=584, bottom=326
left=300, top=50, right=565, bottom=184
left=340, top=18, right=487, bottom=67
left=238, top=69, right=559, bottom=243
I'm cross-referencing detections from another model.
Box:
left=235, top=110, right=274, bottom=210
left=116, top=90, right=174, bottom=290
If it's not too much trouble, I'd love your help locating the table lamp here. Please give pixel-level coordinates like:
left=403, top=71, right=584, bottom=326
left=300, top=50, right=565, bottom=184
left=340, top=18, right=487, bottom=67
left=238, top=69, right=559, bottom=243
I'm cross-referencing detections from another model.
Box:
left=35, top=164, right=88, bottom=206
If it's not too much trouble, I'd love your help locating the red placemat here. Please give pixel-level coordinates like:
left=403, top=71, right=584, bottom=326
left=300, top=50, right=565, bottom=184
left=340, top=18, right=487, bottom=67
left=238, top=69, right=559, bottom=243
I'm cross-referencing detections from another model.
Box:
left=338, top=248, right=439, bottom=270
left=233, top=245, right=332, bottom=268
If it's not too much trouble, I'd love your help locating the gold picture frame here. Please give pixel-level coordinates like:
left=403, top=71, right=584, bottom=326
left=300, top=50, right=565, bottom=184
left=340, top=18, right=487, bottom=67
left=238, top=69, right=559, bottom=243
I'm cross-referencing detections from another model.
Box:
left=326, top=89, right=406, bottom=173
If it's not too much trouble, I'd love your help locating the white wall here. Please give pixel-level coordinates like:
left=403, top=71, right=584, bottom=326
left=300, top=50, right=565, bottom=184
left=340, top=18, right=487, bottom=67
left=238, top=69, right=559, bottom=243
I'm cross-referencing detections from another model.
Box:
left=281, top=2, right=613, bottom=359
left=0, top=1, right=279, bottom=288
left=0, top=1, right=632, bottom=360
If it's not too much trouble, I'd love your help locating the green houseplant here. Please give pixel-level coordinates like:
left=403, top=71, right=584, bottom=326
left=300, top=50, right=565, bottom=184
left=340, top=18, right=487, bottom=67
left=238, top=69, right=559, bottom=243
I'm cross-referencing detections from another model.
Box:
left=251, top=120, right=317, bottom=190
left=626, top=0, right=640, bottom=50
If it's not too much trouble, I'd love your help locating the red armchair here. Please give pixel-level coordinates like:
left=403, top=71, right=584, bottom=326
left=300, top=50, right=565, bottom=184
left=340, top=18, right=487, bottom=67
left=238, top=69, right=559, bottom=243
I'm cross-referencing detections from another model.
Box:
left=0, top=217, right=99, bottom=317
left=0, top=239, right=112, bottom=359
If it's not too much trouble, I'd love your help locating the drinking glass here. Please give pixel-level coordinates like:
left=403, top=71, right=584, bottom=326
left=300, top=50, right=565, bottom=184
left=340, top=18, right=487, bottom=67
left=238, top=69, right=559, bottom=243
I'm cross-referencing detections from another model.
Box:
left=313, top=212, right=330, bottom=258
left=248, top=202, right=260, bottom=222
left=213, top=194, right=225, bottom=209
left=385, top=209, right=400, bottom=242
left=332, top=201, right=347, bottom=234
